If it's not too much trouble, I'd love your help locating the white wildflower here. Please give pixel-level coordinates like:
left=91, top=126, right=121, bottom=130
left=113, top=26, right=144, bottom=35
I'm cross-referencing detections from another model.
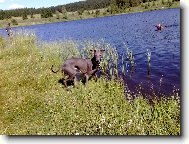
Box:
left=128, top=119, right=132, bottom=126
left=101, top=115, right=105, bottom=123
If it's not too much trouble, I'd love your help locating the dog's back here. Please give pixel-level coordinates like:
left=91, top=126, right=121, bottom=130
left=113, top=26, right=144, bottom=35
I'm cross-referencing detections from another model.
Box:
left=52, top=50, right=105, bottom=87
left=63, top=58, right=91, bottom=74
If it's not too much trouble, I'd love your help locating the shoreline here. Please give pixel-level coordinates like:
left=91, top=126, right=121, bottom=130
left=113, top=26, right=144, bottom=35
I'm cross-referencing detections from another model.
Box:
left=0, top=5, right=179, bottom=30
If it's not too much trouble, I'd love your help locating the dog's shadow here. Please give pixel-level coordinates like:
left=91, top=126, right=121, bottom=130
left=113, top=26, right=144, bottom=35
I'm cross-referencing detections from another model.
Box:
left=58, top=71, right=108, bottom=87
left=58, top=78, right=74, bottom=87
left=58, top=75, right=86, bottom=87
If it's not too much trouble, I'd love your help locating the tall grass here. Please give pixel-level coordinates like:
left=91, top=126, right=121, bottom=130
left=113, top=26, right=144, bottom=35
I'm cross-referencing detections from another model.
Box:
left=147, top=49, right=151, bottom=77
left=79, top=40, right=119, bottom=79
left=0, top=31, right=180, bottom=135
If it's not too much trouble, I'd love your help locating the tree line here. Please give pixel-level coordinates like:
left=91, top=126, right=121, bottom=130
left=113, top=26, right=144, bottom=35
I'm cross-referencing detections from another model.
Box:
left=0, top=0, right=180, bottom=20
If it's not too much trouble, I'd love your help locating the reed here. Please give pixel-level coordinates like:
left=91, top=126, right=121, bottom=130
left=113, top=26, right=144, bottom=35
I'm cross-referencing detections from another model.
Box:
left=147, top=49, right=151, bottom=77
left=147, top=49, right=151, bottom=66
left=80, top=40, right=119, bottom=79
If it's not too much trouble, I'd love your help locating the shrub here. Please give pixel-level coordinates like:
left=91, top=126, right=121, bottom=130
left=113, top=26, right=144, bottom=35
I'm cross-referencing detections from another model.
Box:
left=167, top=0, right=173, bottom=7
left=41, top=9, right=53, bottom=18
left=77, top=9, right=84, bottom=15
left=152, top=1, right=156, bottom=6
left=55, top=11, right=60, bottom=19
left=31, top=13, right=34, bottom=18
left=162, top=0, right=165, bottom=5
left=11, top=19, right=18, bottom=25
left=62, top=14, right=68, bottom=19
left=95, top=9, right=100, bottom=16
left=22, top=13, right=28, bottom=20
left=145, top=4, right=148, bottom=9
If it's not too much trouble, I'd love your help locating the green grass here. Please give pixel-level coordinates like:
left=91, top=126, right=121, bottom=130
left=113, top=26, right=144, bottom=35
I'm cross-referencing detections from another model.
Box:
left=0, top=31, right=180, bottom=135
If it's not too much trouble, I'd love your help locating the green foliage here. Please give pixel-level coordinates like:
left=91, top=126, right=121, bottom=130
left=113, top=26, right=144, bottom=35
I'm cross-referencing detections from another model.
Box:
left=167, top=0, right=173, bottom=7
left=0, top=10, right=5, bottom=20
left=145, top=4, right=149, bottom=9
left=55, top=11, right=60, bottom=19
left=162, top=0, right=165, bottom=5
left=152, top=1, right=156, bottom=6
left=148, top=2, right=150, bottom=7
left=95, top=9, right=100, bottom=17
left=41, top=8, right=53, bottom=18
left=61, top=6, right=67, bottom=14
left=109, top=0, right=119, bottom=14
left=3, top=12, right=12, bottom=19
left=63, top=15, right=68, bottom=19
left=65, top=0, right=110, bottom=12
left=0, top=0, right=180, bottom=21
left=129, top=0, right=143, bottom=7
left=22, top=13, right=28, bottom=20
left=103, top=11, right=107, bottom=16
left=87, top=10, right=91, bottom=15
left=77, top=9, right=84, bottom=15
left=31, top=13, right=34, bottom=18
left=11, top=19, right=18, bottom=25
left=60, top=6, right=68, bottom=19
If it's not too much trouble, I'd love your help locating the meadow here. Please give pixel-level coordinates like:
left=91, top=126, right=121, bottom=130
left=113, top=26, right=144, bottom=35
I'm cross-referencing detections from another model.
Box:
left=0, top=32, right=180, bottom=135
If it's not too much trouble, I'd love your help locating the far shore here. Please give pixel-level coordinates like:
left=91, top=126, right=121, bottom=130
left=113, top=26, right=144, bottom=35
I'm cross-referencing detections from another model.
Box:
left=0, top=1, right=179, bottom=29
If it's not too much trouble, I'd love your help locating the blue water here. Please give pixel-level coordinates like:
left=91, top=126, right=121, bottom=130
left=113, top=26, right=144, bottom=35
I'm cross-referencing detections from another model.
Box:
left=0, top=8, right=180, bottom=96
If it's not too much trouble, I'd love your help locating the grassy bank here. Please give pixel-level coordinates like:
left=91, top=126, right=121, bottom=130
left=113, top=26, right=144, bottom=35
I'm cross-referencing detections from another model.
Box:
left=0, top=32, right=180, bottom=135
left=0, top=0, right=179, bottom=28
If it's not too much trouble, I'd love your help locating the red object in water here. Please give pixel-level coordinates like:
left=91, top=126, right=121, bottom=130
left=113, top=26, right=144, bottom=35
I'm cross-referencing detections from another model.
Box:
left=155, top=24, right=162, bottom=31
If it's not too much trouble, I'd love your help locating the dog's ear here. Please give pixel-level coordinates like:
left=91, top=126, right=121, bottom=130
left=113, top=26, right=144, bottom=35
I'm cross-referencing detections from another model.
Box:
left=89, top=49, right=96, bottom=54
left=90, top=49, right=96, bottom=52
left=100, top=49, right=105, bottom=54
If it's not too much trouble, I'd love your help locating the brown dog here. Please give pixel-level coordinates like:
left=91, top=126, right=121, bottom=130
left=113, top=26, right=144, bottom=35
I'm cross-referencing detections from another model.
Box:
left=51, top=49, right=105, bottom=87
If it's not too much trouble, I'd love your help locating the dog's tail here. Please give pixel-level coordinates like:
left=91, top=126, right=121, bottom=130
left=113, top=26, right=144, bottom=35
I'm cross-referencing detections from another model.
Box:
left=51, top=65, right=60, bottom=73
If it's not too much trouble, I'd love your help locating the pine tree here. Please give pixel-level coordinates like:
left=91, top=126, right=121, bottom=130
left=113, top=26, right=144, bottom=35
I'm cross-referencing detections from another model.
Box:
left=22, top=12, right=28, bottom=20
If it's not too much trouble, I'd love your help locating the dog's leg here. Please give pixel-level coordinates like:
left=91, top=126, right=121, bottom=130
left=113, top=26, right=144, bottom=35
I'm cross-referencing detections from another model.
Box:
left=85, top=74, right=89, bottom=85
left=95, top=73, right=98, bottom=82
left=88, top=69, right=98, bottom=75
left=62, top=66, right=77, bottom=87
left=73, top=76, right=78, bottom=87
left=89, top=69, right=98, bottom=82
left=100, top=71, right=110, bottom=79
left=63, top=79, right=68, bottom=87
left=64, top=74, right=75, bottom=87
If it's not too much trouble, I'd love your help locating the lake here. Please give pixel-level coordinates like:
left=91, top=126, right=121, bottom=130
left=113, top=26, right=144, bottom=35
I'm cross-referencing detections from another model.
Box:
left=0, top=8, right=180, bottom=97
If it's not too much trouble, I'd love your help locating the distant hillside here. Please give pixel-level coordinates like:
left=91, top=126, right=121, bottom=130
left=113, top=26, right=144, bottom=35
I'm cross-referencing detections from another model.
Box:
left=0, top=0, right=180, bottom=20
left=0, top=0, right=110, bottom=20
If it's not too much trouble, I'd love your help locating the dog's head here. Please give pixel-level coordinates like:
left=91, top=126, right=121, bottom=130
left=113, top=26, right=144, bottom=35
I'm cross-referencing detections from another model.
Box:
left=90, top=49, right=105, bottom=68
